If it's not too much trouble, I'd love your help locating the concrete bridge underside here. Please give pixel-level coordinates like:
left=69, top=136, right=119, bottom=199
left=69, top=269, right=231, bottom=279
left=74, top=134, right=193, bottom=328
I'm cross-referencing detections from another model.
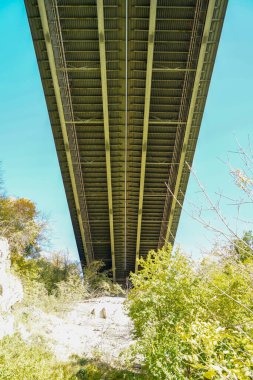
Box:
left=25, top=0, right=227, bottom=283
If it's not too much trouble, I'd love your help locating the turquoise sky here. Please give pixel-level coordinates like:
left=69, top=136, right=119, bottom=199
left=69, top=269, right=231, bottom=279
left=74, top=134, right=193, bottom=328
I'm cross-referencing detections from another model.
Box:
left=0, top=1, right=252, bottom=261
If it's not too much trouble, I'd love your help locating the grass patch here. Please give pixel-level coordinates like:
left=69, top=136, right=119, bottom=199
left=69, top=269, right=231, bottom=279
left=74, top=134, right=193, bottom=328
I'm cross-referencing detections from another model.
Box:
left=0, top=334, right=145, bottom=380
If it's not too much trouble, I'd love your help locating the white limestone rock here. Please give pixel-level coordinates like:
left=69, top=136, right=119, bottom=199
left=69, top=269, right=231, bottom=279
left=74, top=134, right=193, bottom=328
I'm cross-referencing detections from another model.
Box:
left=0, top=238, right=23, bottom=338
left=0, top=313, right=15, bottom=340
left=99, top=307, right=107, bottom=319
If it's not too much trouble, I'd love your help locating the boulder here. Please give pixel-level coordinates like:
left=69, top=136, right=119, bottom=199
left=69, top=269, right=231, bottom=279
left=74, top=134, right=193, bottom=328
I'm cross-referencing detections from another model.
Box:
left=99, top=307, right=107, bottom=319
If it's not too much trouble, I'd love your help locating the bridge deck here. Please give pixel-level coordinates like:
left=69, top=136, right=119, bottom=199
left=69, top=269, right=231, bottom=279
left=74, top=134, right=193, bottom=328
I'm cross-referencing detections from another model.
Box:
left=25, top=0, right=227, bottom=282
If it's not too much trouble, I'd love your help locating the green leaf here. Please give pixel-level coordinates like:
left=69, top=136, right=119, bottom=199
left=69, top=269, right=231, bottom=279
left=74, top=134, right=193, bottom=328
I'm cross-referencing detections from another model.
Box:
left=203, top=370, right=216, bottom=379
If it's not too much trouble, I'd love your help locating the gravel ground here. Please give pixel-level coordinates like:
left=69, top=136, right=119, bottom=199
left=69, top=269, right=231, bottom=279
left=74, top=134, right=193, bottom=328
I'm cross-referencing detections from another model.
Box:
left=17, top=296, right=134, bottom=363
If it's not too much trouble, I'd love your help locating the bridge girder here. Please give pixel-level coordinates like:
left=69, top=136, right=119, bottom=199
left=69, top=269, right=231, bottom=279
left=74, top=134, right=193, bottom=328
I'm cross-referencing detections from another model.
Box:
left=25, top=0, right=228, bottom=282
left=135, top=0, right=157, bottom=271
left=37, top=0, right=93, bottom=264
left=97, top=0, right=116, bottom=282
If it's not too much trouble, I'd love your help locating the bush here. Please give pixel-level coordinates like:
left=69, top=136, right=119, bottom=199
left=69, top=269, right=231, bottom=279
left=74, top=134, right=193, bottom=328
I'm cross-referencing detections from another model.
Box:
left=126, top=245, right=253, bottom=379
left=0, top=334, right=76, bottom=380
left=12, top=255, right=124, bottom=316
left=83, top=260, right=124, bottom=297
left=55, top=272, right=89, bottom=306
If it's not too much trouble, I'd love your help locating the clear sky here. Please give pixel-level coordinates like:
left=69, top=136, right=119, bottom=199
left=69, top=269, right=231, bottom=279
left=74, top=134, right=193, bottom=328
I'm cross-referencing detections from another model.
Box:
left=175, top=0, right=253, bottom=255
left=0, top=1, right=252, bottom=261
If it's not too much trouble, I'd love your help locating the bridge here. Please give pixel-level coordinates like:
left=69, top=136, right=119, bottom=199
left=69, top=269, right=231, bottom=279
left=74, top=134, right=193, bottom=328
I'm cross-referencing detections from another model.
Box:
left=25, top=0, right=227, bottom=283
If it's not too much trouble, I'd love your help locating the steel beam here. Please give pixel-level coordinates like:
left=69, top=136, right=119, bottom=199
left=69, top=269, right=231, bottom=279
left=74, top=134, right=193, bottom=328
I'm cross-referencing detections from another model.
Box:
left=97, top=0, right=116, bottom=282
left=135, top=0, right=157, bottom=272
left=153, top=68, right=196, bottom=72
left=149, top=120, right=186, bottom=125
left=164, top=0, right=216, bottom=244
left=37, top=0, right=92, bottom=265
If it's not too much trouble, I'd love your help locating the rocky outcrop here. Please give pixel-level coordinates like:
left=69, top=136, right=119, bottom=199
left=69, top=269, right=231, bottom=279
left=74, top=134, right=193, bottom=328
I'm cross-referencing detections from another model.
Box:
left=0, top=238, right=23, bottom=339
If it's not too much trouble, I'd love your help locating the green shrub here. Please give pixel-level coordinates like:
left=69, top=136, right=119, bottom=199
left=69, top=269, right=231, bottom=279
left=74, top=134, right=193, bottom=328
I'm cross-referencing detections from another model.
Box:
left=126, top=246, right=253, bottom=379
left=0, top=334, right=76, bottom=380
left=13, top=258, right=124, bottom=316
left=83, top=260, right=124, bottom=297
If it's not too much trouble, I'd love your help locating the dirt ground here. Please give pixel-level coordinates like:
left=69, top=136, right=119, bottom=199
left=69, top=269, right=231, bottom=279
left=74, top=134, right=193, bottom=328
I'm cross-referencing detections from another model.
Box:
left=16, top=296, right=134, bottom=363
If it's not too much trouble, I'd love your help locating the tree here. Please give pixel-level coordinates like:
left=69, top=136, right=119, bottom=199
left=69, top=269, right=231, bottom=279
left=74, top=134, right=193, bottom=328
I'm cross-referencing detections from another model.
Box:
left=230, top=230, right=253, bottom=262
left=36, top=251, right=79, bottom=294
left=0, top=196, right=45, bottom=257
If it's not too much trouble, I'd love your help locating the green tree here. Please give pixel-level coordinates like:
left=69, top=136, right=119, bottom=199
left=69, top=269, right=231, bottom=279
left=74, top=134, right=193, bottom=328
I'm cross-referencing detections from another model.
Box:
left=0, top=196, right=45, bottom=257
left=36, top=251, right=79, bottom=294
left=230, top=230, right=253, bottom=262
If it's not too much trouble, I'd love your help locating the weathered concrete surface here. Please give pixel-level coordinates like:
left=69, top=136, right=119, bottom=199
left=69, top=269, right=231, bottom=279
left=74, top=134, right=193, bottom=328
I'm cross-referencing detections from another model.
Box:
left=0, top=238, right=23, bottom=339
